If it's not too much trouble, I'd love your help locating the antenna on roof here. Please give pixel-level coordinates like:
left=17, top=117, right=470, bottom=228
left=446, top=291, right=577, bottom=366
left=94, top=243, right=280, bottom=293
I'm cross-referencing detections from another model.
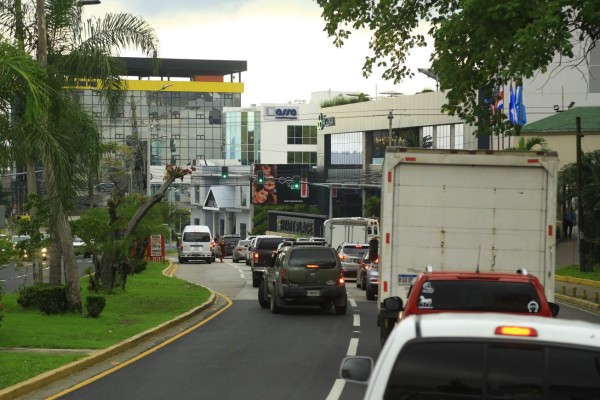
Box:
left=476, top=245, right=481, bottom=273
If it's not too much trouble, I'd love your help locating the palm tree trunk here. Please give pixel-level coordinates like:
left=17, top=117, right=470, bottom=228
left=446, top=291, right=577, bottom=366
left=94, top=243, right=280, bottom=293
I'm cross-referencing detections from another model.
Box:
left=25, top=159, right=43, bottom=284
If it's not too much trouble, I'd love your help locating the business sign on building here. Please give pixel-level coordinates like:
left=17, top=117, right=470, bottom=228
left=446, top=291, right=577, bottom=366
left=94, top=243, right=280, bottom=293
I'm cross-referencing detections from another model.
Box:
left=252, top=164, right=309, bottom=205
left=268, top=211, right=327, bottom=237
left=265, top=106, right=299, bottom=120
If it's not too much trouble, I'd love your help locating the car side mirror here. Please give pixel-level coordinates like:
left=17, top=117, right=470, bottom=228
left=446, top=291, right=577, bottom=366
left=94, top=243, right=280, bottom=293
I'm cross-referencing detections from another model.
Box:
left=549, top=302, right=560, bottom=317
left=339, top=356, right=372, bottom=383
left=383, top=296, right=404, bottom=312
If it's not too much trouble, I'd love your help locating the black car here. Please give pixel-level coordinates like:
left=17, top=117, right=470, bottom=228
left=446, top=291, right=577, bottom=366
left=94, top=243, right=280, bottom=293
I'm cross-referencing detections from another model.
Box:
left=250, top=235, right=285, bottom=287
left=215, top=235, right=241, bottom=258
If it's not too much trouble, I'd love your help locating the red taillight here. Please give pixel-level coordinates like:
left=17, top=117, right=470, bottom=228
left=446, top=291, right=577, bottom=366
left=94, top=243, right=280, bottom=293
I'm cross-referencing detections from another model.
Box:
left=280, top=267, right=287, bottom=284
left=254, top=252, right=258, bottom=260
left=339, top=255, right=348, bottom=261
left=364, top=264, right=371, bottom=271
left=375, top=257, right=379, bottom=263
left=338, top=276, right=345, bottom=285
left=495, top=326, right=538, bottom=337
left=306, top=264, right=320, bottom=269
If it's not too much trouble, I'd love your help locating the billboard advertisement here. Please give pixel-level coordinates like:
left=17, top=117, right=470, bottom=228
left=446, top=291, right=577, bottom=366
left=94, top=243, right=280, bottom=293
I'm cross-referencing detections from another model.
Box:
left=252, top=164, right=309, bottom=205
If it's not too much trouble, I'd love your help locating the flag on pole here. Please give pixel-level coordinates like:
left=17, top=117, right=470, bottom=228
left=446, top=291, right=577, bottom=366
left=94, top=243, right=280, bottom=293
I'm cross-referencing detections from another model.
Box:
left=515, top=85, right=527, bottom=125
left=495, top=85, right=504, bottom=111
left=509, top=83, right=516, bottom=125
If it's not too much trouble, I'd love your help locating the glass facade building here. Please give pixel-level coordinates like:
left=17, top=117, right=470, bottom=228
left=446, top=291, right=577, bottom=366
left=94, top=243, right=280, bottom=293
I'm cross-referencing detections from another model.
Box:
left=222, top=110, right=260, bottom=165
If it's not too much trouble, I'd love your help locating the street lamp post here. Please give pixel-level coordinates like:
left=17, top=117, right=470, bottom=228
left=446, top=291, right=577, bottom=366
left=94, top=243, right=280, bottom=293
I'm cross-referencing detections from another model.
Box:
left=388, top=110, right=393, bottom=146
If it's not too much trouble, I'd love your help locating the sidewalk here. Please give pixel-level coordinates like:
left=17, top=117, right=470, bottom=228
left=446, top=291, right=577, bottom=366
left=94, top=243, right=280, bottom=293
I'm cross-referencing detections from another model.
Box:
left=554, top=233, right=600, bottom=311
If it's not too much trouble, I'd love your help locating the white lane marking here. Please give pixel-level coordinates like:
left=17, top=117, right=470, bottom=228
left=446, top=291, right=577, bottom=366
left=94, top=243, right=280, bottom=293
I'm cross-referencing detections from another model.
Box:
left=326, top=379, right=346, bottom=400
left=349, top=298, right=357, bottom=308
left=353, top=314, right=360, bottom=327
left=347, top=338, right=359, bottom=356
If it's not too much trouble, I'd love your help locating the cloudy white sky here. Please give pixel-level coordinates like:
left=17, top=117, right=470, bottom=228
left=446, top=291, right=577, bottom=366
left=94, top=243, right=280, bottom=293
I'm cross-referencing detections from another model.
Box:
left=83, top=0, right=436, bottom=107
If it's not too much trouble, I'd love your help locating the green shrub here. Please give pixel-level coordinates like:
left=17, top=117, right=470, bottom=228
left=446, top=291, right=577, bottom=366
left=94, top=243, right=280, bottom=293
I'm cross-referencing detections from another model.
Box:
left=85, top=295, right=106, bottom=318
left=37, top=286, right=68, bottom=315
left=17, top=283, right=53, bottom=309
left=130, top=258, right=147, bottom=274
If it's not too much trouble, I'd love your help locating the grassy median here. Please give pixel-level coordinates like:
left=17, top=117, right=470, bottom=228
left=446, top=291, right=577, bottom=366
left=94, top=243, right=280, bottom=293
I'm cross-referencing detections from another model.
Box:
left=556, top=265, right=600, bottom=281
left=0, top=262, right=211, bottom=390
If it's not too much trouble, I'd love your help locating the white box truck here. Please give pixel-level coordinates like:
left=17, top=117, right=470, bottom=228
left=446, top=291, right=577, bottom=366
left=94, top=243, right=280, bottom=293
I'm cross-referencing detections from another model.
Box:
left=378, top=148, right=558, bottom=337
left=322, top=217, right=379, bottom=249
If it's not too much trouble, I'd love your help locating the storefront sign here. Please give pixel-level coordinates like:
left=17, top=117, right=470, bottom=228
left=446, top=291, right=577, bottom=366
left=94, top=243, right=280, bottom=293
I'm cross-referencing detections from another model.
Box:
left=265, top=107, right=299, bottom=120
left=277, top=216, right=315, bottom=236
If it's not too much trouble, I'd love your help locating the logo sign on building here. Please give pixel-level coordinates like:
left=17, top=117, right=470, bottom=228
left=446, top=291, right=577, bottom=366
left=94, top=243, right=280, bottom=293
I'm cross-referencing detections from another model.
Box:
left=277, top=216, right=315, bottom=236
left=252, top=164, right=309, bottom=205
left=318, top=113, right=336, bottom=130
left=265, top=107, right=299, bottom=120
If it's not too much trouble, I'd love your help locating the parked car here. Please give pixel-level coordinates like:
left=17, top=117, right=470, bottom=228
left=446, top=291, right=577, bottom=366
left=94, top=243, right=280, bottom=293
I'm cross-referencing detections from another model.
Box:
left=258, top=241, right=347, bottom=314
left=73, top=237, right=91, bottom=258
left=336, top=242, right=369, bottom=278
left=250, top=235, right=284, bottom=287
left=232, top=239, right=251, bottom=263
left=339, top=313, right=600, bottom=399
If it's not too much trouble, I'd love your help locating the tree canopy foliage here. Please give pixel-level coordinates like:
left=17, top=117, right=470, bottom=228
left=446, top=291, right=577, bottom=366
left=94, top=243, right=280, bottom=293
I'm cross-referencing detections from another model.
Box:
left=316, top=0, right=600, bottom=134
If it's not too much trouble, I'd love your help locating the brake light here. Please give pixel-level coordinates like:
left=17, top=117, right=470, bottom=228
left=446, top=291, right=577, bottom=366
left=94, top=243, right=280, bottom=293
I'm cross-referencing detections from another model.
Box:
left=495, top=326, right=538, bottom=337
left=375, top=257, right=379, bottom=263
left=254, top=252, right=258, bottom=261
left=306, top=264, right=319, bottom=269
left=338, top=276, right=345, bottom=285
left=280, top=267, right=287, bottom=284
left=364, top=264, right=371, bottom=271
left=339, top=255, right=348, bottom=261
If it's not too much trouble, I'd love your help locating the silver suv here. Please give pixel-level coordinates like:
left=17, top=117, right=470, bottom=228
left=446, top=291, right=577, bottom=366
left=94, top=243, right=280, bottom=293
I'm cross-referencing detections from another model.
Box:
left=336, top=242, right=369, bottom=278
left=258, top=243, right=347, bottom=314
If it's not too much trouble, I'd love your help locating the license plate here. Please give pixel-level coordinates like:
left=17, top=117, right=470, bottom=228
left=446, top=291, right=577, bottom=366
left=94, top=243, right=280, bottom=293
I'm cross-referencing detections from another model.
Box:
left=307, top=290, right=320, bottom=296
left=191, top=246, right=202, bottom=251
left=398, top=274, right=417, bottom=285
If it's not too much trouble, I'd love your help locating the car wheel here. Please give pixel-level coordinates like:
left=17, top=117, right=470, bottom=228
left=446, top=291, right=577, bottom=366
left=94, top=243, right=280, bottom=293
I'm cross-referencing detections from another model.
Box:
left=178, top=257, right=185, bottom=264
left=361, top=277, right=367, bottom=291
left=258, top=280, right=269, bottom=309
left=334, top=303, right=347, bottom=315
left=366, top=285, right=376, bottom=300
left=206, top=258, right=212, bottom=264
left=270, top=286, right=282, bottom=314
left=252, top=273, right=261, bottom=288
left=356, top=275, right=361, bottom=288
left=233, top=256, right=237, bottom=263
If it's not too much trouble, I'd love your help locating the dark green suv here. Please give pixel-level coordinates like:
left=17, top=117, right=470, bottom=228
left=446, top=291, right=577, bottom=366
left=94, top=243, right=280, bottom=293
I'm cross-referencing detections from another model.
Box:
left=258, top=243, right=347, bottom=314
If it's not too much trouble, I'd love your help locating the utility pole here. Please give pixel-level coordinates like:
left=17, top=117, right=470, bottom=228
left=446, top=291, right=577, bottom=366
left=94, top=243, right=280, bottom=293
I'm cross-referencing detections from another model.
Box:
left=576, top=117, right=587, bottom=272
left=388, top=110, right=393, bottom=146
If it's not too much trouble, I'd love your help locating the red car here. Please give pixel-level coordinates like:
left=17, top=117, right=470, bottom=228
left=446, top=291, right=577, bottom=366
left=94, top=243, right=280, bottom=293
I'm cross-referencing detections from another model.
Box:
left=384, top=269, right=560, bottom=322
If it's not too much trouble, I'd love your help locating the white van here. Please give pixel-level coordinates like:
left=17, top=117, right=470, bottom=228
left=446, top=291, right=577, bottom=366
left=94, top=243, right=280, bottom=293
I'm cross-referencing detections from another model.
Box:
left=178, top=225, right=215, bottom=264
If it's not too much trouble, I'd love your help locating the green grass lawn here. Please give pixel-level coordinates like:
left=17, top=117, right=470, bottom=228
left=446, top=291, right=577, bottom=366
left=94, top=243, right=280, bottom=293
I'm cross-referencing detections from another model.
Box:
left=0, top=262, right=210, bottom=390
left=556, top=265, right=600, bottom=281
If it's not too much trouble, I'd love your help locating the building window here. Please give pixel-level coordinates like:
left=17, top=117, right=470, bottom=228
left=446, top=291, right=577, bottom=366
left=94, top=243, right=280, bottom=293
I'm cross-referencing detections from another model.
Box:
left=437, top=125, right=451, bottom=149
left=287, top=125, right=318, bottom=145
left=331, top=132, right=363, bottom=165
left=287, top=151, right=317, bottom=165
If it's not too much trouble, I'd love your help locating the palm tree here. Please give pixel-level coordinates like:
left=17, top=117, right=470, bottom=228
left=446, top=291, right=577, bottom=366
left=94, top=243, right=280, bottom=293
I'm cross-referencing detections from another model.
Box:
left=0, top=0, right=159, bottom=311
left=507, top=136, right=549, bottom=151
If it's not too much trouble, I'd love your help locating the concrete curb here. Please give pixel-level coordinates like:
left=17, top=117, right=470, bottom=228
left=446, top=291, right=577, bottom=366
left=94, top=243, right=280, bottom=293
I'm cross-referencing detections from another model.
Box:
left=555, top=293, right=600, bottom=311
left=556, top=275, right=600, bottom=288
left=0, top=265, right=216, bottom=400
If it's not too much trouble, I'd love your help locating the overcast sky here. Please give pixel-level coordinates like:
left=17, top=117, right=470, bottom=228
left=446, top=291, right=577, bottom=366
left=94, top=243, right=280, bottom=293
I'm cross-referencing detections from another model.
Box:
left=83, top=0, right=436, bottom=107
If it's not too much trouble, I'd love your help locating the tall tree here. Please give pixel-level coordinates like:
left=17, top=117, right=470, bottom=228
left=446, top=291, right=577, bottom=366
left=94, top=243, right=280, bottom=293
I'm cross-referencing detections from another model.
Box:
left=316, top=0, right=600, bottom=134
left=0, top=0, right=159, bottom=311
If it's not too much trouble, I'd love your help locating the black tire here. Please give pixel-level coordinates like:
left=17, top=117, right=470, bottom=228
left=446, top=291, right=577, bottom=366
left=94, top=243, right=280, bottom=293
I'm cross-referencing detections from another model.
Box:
left=178, top=257, right=186, bottom=264
left=206, top=259, right=212, bottom=264
left=270, top=286, right=282, bottom=314
left=356, top=275, right=361, bottom=288
left=335, top=303, right=347, bottom=315
left=366, top=285, right=376, bottom=300
left=258, top=280, right=269, bottom=308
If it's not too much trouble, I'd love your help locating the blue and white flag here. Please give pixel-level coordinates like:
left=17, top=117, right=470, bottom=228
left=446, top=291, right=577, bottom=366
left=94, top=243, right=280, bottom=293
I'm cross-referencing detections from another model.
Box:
left=509, top=83, right=516, bottom=125
left=515, top=85, right=527, bottom=125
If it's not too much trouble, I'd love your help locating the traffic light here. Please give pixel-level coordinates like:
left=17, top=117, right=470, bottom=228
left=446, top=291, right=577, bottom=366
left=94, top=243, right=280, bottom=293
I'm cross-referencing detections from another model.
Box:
left=292, top=175, right=300, bottom=190
left=257, top=169, right=264, bottom=184
left=221, top=166, right=229, bottom=179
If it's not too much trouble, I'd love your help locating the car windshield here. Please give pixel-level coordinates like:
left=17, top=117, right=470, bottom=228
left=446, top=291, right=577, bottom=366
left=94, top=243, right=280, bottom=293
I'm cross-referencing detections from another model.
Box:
left=237, top=240, right=251, bottom=247
left=386, top=341, right=600, bottom=399
left=183, top=232, right=211, bottom=242
left=416, top=280, right=543, bottom=313
left=259, top=238, right=285, bottom=249
left=342, top=245, right=368, bottom=256
left=289, top=248, right=338, bottom=269
left=224, top=237, right=240, bottom=245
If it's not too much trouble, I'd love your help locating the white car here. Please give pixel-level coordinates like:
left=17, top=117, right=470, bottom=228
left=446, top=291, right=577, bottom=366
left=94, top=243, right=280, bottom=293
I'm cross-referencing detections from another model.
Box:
left=340, top=313, right=600, bottom=399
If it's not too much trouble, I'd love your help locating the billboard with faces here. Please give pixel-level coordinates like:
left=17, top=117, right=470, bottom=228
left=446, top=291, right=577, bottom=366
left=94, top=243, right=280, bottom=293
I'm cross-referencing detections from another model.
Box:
left=252, top=164, right=309, bottom=205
